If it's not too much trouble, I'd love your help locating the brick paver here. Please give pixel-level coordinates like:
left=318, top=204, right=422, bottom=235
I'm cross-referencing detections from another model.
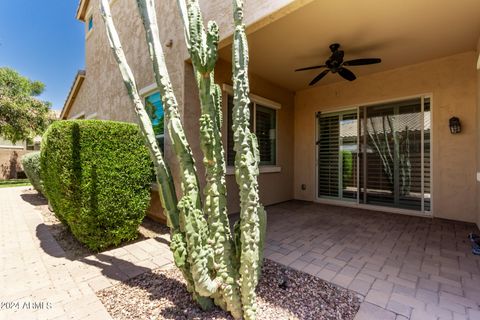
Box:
left=4, top=187, right=480, bottom=320
left=264, top=201, right=480, bottom=320
left=0, top=187, right=174, bottom=320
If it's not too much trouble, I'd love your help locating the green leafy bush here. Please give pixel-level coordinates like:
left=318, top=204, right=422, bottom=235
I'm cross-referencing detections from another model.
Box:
left=21, top=152, right=43, bottom=195
left=342, top=150, right=353, bottom=182
left=40, top=120, right=152, bottom=251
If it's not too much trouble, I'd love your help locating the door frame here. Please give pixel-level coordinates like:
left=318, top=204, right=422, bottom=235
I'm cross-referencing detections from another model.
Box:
left=314, top=93, right=434, bottom=217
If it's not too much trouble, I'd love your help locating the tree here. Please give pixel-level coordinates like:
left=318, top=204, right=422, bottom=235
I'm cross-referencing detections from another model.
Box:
left=100, top=0, right=265, bottom=318
left=0, top=67, right=54, bottom=143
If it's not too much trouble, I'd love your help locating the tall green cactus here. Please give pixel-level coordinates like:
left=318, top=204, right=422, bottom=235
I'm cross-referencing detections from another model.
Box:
left=231, top=1, right=267, bottom=318
left=100, top=0, right=265, bottom=319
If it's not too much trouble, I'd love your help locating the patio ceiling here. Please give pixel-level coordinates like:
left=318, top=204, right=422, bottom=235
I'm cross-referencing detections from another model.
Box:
left=218, top=0, right=480, bottom=91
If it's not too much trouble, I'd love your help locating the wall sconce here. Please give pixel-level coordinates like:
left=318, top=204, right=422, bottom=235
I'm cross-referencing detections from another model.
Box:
left=449, top=117, right=461, bottom=134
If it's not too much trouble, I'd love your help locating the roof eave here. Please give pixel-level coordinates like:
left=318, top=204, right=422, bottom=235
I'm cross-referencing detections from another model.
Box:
left=76, top=0, right=90, bottom=21
left=60, top=71, right=86, bottom=120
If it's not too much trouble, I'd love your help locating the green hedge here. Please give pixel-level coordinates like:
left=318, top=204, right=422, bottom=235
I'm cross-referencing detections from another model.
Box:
left=40, top=120, right=152, bottom=251
left=21, top=152, right=43, bottom=195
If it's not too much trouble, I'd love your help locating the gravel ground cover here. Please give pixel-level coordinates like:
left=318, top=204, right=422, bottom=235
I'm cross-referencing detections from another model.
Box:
left=98, top=259, right=360, bottom=320
left=23, top=188, right=170, bottom=259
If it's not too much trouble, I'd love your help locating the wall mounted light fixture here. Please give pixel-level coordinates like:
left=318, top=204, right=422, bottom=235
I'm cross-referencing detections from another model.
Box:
left=449, top=117, right=461, bottom=134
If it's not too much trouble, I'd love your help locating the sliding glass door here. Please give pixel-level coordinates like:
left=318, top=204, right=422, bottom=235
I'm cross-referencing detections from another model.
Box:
left=317, top=110, right=358, bottom=201
left=317, top=97, right=431, bottom=213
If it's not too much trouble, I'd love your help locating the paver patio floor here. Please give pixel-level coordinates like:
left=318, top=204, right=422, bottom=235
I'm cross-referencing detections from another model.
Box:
left=0, top=187, right=174, bottom=320
left=264, top=201, right=480, bottom=320
left=3, top=186, right=480, bottom=320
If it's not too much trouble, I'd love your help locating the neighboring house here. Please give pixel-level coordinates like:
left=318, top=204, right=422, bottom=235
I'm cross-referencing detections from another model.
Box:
left=0, top=137, right=41, bottom=179
left=61, top=0, right=480, bottom=230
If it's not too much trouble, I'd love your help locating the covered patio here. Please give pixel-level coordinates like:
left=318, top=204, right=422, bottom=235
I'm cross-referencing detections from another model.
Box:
left=213, top=0, right=480, bottom=224
left=213, top=4, right=480, bottom=316
left=263, top=201, right=480, bottom=320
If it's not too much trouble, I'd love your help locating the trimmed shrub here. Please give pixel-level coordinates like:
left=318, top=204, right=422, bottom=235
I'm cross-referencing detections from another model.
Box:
left=21, top=152, right=43, bottom=195
left=40, top=120, right=152, bottom=251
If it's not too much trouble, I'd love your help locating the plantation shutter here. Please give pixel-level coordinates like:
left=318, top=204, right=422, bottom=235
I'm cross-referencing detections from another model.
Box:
left=362, top=98, right=428, bottom=211
left=256, top=105, right=276, bottom=165
left=423, top=99, right=431, bottom=211
left=318, top=114, right=340, bottom=198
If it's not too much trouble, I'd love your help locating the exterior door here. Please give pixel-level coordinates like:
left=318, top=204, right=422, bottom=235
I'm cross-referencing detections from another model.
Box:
left=360, top=97, right=431, bottom=211
left=317, top=110, right=358, bottom=201
left=317, top=96, right=431, bottom=213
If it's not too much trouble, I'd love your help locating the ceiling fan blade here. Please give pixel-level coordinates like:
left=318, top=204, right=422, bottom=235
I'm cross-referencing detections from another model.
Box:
left=295, top=65, right=326, bottom=72
left=309, top=69, right=330, bottom=86
left=338, top=67, right=356, bottom=81
left=343, top=58, right=381, bottom=66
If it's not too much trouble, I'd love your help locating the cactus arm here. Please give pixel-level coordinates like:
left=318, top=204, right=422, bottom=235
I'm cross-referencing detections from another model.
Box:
left=232, top=1, right=265, bottom=319
left=99, top=0, right=214, bottom=308
left=176, top=0, right=242, bottom=318
left=99, top=0, right=178, bottom=231
left=248, top=132, right=267, bottom=276
left=134, top=0, right=222, bottom=298
left=257, top=206, right=267, bottom=277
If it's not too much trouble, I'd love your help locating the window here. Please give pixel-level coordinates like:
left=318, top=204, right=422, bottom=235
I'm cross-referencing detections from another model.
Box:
left=87, top=16, right=93, bottom=32
left=226, top=95, right=277, bottom=166
left=145, top=92, right=164, bottom=151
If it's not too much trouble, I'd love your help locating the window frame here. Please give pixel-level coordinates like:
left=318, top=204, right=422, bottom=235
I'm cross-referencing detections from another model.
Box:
left=140, top=84, right=165, bottom=151
left=85, top=8, right=93, bottom=40
left=87, top=16, right=93, bottom=31
left=222, top=84, right=281, bottom=172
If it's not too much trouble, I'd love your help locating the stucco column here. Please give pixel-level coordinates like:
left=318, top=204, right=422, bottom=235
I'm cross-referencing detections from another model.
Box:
left=476, top=37, right=480, bottom=229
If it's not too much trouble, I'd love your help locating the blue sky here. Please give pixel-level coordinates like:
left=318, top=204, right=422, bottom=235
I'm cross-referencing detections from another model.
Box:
left=0, top=1, right=85, bottom=111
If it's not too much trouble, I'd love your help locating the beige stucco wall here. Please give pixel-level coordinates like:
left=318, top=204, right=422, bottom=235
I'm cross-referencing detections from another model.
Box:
left=184, top=59, right=295, bottom=213
left=68, top=78, right=90, bottom=118
left=68, top=0, right=187, bottom=186
left=69, top=0, right=308, bottom=121
left=0, top=149, right=32, bottom=180
left=68, top=0, right=480, bottom=222
left=68, top=0, right=297, bottom=214
left=295, top=51, right=478, bottom=223
left=476, top=38, right=480, bottom=229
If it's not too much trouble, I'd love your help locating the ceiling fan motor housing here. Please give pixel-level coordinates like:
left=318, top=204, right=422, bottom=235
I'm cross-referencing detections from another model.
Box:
left=327, top=51, right=344, bottom=72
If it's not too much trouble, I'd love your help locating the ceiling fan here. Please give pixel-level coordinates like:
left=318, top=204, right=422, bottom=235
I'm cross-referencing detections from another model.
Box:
left=295, top=43, right=381, bottom=86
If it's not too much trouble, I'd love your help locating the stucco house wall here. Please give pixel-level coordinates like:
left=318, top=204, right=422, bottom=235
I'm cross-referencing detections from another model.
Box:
left=0, top=139, right=38, bottom=180
left=0, top=150, right=30, bottom=180
left=295, top=51, right=478, bottom=223
left=70, top=0, right=189, bottom=187
left=67, top=0, right=480, bottom=224
left=476, top=38, right=480, bottom=229
left=67, top=77, right=91, bottom=118
left=72, top=0, right=306, bottom=121
left=67, top=0, right=298, bottom=215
